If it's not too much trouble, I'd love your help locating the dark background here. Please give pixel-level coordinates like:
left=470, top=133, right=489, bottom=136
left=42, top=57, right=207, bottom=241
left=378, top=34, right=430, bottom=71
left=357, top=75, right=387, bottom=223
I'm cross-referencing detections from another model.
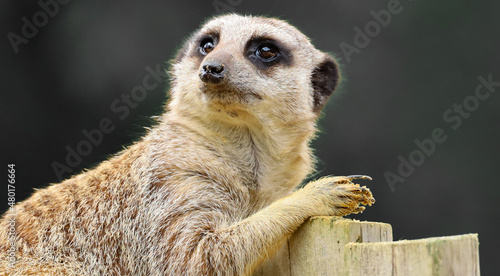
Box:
left=1, top=0, right=499, bottom=274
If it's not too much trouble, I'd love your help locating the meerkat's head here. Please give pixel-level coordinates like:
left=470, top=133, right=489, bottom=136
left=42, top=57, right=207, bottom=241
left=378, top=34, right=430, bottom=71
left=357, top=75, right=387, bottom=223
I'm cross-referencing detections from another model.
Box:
left=168, top=14, right=339, bottom=128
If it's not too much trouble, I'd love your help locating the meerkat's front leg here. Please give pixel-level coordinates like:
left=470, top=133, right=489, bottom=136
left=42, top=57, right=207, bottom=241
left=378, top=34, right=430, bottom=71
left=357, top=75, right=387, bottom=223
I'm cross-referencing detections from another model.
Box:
left=183, top=176, right=374, bottom=275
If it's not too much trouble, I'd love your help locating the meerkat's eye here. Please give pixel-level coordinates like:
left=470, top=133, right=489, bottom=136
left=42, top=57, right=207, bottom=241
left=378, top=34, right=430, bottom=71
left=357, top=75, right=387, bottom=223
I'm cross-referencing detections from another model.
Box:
left=255, top=44, right=279, bottom=61
left=246, top=38, right=291, bottom=68
left=199, top=37, right=216, bottom=55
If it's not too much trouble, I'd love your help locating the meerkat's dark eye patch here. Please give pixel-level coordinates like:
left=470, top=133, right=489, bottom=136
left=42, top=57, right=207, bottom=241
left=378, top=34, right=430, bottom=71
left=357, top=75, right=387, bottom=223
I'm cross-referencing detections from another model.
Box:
left=246, top=38, right=292, bottom=70
left=199, top=37, right=216, bottom=55
left=255, top=44, right=279, bottom=61
left=195, top=33, right=219, bottom=57
left=172, top=33, right=219, bottom=64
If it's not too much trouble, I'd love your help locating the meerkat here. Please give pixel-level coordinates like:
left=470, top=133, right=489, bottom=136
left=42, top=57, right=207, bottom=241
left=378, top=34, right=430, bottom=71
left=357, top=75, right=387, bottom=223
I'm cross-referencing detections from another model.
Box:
left=0, top=14, right=374, bottom=276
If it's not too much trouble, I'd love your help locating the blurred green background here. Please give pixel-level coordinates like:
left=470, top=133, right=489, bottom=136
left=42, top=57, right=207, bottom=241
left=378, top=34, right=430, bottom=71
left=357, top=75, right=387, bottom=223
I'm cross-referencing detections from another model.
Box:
left=1, top=0, right=499, bottom=274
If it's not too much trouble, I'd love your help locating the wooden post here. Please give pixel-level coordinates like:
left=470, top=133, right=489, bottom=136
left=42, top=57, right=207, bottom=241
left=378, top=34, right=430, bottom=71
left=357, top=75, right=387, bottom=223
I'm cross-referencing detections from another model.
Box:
left=253, top=217, right=393, bottom=276
left=253, top=217, right=480, bottom=276
left=345, top=234, right=480, bottom=276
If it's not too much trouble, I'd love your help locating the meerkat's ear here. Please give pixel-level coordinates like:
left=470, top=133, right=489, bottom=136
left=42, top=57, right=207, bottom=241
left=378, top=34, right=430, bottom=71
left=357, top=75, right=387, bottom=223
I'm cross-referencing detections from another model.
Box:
left=311, top=55, right=340, bottom=113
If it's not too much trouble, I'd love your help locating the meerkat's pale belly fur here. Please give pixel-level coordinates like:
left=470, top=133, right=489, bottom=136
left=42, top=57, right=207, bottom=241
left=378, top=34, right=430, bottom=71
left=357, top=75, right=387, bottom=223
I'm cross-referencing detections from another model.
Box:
left=0, top=14, right=374, bottom=275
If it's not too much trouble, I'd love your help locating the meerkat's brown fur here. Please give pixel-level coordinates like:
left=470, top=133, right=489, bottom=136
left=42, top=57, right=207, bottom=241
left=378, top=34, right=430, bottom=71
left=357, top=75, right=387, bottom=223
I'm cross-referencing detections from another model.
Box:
left=0, top=14, right=374, bottom=275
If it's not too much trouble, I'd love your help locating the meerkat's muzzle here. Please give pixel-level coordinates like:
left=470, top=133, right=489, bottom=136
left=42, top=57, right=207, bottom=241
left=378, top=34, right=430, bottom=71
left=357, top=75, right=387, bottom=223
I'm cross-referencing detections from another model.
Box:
left=199, top=60, right=225, bottom=84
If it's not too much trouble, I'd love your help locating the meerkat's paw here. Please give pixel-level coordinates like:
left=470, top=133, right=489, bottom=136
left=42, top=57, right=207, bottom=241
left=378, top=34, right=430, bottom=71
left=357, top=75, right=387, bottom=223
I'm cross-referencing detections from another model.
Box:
left=303, top=175, right=375, bottom=217
left=332, top=181, right=375, bottom=216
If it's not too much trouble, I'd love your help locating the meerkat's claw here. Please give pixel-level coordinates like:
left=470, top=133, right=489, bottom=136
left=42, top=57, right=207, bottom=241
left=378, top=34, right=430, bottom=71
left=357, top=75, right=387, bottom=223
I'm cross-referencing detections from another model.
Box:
left=346, top=175, right=372, bottom=181
left=351, top=206, right=366, bottom=214
left=357, top=186, right=375, bottom=206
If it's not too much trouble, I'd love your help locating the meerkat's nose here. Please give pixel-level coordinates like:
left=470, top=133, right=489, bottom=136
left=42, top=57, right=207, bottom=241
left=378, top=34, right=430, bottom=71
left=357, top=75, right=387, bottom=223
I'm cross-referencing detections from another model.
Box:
left=200, top=60, right=225, bottom=84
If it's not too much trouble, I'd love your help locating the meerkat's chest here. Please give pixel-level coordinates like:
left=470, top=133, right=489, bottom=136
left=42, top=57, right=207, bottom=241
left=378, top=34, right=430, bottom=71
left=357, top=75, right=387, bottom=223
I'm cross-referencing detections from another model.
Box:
left=224, top=136, right=305, bottom=195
